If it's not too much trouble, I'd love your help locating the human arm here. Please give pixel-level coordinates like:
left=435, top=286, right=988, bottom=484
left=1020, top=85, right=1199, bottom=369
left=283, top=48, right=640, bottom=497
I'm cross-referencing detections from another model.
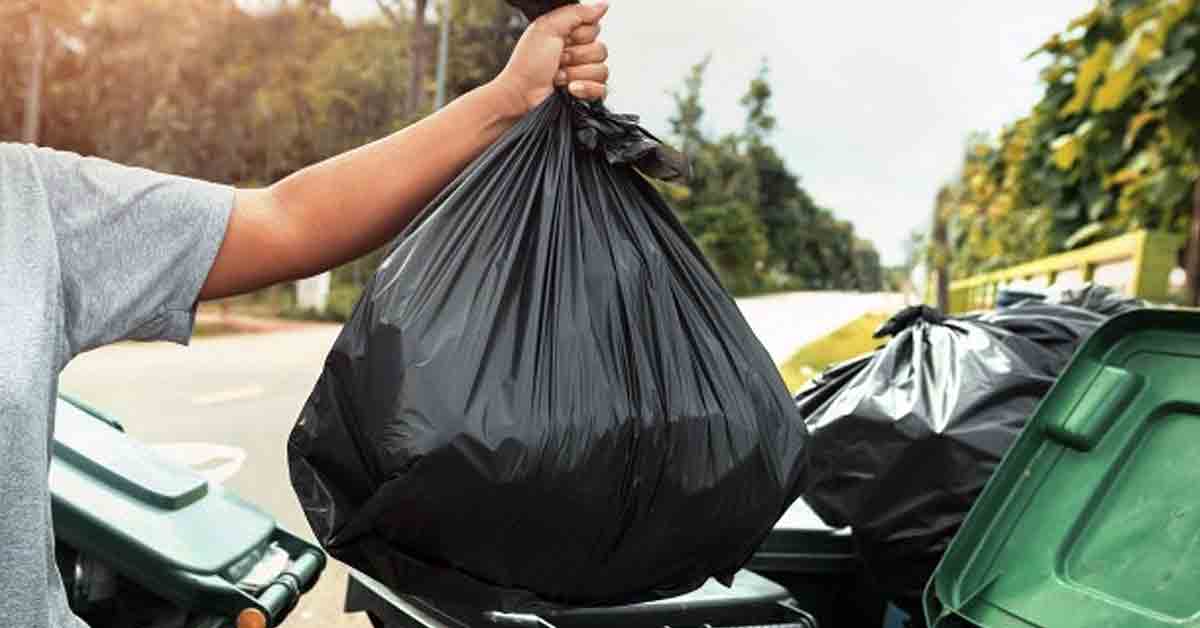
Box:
left=198, top=2, right=610, bottom=300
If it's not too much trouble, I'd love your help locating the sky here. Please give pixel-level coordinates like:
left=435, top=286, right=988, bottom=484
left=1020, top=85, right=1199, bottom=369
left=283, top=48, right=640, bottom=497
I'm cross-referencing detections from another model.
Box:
left=327, top=0, right=1094, bottom=264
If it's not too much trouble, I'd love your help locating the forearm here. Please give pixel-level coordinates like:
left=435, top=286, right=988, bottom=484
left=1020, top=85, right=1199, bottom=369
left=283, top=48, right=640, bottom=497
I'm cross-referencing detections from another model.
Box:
left=201, top=81, right=525, bottom=300
left=198, top=2, right=609, bottom=302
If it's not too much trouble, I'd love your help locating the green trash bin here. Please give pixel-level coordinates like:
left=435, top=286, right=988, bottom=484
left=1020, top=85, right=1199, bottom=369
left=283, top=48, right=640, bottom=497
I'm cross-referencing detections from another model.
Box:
left=50, top=396, right=325, bottom=627
left=925, top=309, right=1200, bottom=627
left=747, top=499, right=893, bottom=627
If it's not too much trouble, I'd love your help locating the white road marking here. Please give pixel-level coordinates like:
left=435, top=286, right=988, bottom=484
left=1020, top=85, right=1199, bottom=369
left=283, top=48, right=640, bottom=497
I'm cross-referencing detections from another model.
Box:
left=190, top=384, right=266, bottom=406
left=150, top=442, right=248, bottom=484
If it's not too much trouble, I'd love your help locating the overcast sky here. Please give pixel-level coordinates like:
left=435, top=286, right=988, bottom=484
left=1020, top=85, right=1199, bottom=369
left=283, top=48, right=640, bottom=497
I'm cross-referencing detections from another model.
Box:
left=328, top=0, right=1092, bottom=264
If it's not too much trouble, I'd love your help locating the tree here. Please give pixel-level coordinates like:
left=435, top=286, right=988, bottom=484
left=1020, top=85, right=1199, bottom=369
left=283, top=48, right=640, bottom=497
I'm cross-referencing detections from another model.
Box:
left=932, top=186, right=953, bottom=310
left=739, top=61, right=818, bottom=279
left=376, top=0, right=433, bottom=115
left=851, top=237, right=884, bottom=291
left=691, top=203, right=770, bottom=294
left=23, top=8, right=45, bottom=143
left=669, top=55, right=711, bottom=161
left=446, top=0, right=524, bottom=97
left=741, top=60, right=776, bottom=143
left=664, top=55, right=883, bottom=294
left=1, top=0, right=89, bottom=145
left=941, top=0, right=1200, bottom=280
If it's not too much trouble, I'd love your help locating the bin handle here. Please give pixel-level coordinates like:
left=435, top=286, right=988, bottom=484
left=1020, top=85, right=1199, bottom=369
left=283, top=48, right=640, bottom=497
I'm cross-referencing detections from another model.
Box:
left=1045, top=366, right=1142, bottom=452
left=257, top=549, right=325, bottom=625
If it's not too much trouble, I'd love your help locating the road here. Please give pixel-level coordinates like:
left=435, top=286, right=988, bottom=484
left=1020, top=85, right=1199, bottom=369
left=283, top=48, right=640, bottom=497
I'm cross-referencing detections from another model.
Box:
left=57, top=291, right=900, bottom=626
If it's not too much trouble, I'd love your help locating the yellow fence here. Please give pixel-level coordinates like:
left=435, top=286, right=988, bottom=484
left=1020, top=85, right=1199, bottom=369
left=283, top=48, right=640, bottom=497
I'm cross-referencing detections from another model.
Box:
left=946, top=230, right=1186, bottom=313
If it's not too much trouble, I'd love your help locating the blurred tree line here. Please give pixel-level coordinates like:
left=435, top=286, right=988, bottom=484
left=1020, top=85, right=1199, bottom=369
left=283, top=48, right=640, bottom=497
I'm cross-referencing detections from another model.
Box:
left=664, top=58, right=884, bottom=294
left=1, top=0, right=520, bottom=182
left=935, top=0, right=1199, bottom=286
left=2, top=0, right=882, bottom=308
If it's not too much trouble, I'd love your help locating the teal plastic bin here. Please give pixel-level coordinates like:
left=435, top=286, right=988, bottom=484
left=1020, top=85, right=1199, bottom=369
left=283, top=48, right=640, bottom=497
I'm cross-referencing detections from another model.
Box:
left=926, top=309, right=1200, bottom=627
left=51, top=397, right=325, bottom=626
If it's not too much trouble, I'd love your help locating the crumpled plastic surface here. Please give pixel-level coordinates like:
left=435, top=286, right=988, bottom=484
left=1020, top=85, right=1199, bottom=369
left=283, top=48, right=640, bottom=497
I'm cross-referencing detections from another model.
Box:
left=796, top=295, right=1138, bottom=607
left=1044, top=282, right=1147, bottom=317
left=288, top=90, right=804, bottom=611
left=973, top=284, right=1146, bottom=368
left=966, top=303, right=1105, bottom=369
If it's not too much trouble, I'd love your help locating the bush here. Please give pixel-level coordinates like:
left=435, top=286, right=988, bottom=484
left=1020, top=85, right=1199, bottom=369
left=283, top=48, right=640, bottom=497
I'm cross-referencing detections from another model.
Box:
left=281, top=283, right=363, bottom=323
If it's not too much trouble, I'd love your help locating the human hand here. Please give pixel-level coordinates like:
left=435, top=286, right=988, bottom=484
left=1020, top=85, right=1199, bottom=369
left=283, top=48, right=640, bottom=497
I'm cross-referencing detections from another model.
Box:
left=494, top=1, right=610, bottom=115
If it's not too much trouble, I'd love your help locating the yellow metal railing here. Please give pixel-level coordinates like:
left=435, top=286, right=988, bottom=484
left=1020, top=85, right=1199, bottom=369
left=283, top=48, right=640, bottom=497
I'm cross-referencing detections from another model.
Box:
left=945, top=230, right=1186, bottom=313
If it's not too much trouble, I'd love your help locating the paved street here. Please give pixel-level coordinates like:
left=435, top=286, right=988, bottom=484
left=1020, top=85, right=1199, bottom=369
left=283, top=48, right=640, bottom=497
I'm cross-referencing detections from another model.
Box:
left=735, top=291, right=904, bottom=363
left=57, top=291, right=900, bottom=626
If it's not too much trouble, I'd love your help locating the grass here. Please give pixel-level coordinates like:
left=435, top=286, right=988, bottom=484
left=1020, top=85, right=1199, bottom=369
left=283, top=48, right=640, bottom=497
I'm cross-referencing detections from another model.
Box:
left=778, top=312, right=889, bottom=392
left=193, top=321, right=241, bottom=337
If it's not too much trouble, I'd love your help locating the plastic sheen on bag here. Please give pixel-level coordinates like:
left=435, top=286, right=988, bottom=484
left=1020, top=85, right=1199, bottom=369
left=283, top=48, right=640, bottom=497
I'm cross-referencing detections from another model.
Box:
left=798, top=290, right=1142, bottom=610
left=288, top=90, right=806, bottom=612
left=972, top=284, right=1146, bottom=368
left=798, top=306, right=1067, bottom=607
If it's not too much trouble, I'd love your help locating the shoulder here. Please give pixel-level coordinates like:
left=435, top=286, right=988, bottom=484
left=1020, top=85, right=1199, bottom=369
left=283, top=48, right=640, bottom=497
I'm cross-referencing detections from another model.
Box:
left=0, top=142, right=35, bottom=174
left=0, top=142, right=88, bottom=187
left=0, top=142, right=81, bottom=164
left=0, top=143, right=50, bottom=215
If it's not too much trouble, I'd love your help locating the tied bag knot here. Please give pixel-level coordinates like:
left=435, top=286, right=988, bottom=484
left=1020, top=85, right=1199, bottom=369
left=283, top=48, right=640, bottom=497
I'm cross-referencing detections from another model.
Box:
left=504, top=0, right=690, bottom=183
left=567, top=95, right=692, bottom=183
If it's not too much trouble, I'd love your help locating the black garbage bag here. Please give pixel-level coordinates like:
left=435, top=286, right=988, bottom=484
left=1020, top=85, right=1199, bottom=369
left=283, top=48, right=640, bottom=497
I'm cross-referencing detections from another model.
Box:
left=288, top=90, right=806, bottom=611
left=993, top=282, right=1146, bottom=316
left=1049, top=282, right=1147, bottom=316
left=798, top=306, right=1063, bottom=609
left=799, top=294, right=1145, bottom=613
left=967, top=303, right=1106, bottom=369
left=507, top=0, right=577, bottom=20
left=971, top=284, right=1144, bottom=368
left=799, top=291, right=1145, bottom=614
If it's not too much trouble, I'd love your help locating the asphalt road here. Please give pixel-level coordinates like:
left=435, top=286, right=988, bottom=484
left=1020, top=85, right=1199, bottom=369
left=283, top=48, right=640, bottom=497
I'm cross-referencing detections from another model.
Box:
left=57, top=291, right=901, bottom=627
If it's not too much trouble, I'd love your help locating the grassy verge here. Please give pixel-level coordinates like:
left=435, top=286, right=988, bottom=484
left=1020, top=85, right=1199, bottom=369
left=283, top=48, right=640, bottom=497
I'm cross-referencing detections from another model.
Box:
left=193, top=321, right=241, bottom=337
left=778, top=312, right=889, bottom=392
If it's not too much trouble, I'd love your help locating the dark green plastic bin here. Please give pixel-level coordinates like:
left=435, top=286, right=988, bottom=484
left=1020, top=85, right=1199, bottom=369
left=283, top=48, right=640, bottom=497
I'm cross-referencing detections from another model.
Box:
left=748, top=500, right=889, bottom=627
left=926, top=309, right=1200, bottom=627
left=51, top=397, right=325, bottom=626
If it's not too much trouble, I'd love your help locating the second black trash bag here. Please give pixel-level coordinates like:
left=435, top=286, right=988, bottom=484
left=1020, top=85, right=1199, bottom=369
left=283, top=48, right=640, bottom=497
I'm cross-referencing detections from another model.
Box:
left=288, top=92, right=807, bottom=611
left=799, top=293, right=1144, bottom=617
left=798, top=306, right=1063, bottom=612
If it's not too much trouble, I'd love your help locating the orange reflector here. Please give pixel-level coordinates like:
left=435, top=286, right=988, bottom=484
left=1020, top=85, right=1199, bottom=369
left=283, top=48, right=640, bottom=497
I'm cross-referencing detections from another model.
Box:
left=236, top=608, right=268, bottom=628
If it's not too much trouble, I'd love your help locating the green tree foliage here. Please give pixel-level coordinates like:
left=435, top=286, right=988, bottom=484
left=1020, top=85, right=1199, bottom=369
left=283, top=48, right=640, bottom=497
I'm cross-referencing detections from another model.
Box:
left=942, top=0, right=1199, bottom=278
left=667, top=58, right=884, bottom=293
left=447, top=1, right=525, bottom=96
left=0, top=2, right=882, bottom=297
left=0, top=0, right=525, bottom=177
left=0, top=0, right=531, bottom=290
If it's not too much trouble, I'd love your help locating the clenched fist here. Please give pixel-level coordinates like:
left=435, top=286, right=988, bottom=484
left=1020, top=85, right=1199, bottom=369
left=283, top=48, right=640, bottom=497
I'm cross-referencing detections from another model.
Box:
left=494, top=2, right=610, bottom=114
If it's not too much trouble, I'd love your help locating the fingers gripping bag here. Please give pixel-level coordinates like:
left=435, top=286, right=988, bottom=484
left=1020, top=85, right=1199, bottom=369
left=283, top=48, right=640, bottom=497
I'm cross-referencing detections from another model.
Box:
left=506, top=0, right=578, bottom=20
left=288, top=89, right=807, bottom=610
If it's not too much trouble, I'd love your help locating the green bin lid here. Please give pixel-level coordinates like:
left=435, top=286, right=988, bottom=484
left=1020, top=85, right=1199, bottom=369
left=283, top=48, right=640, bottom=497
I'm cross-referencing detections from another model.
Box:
left=926, top=309, right=1200, bottom=627
left=51, top=398, right=275, bottom=575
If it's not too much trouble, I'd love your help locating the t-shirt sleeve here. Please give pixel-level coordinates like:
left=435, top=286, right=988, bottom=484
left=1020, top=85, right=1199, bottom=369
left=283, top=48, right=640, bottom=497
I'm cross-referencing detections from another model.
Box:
left=29, top=145, right=235, bottom=359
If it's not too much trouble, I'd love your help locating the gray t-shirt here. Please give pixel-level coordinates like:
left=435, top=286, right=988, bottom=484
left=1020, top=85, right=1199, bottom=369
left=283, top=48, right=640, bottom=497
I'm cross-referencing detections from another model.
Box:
left=0, top=143, right=233, bottom=628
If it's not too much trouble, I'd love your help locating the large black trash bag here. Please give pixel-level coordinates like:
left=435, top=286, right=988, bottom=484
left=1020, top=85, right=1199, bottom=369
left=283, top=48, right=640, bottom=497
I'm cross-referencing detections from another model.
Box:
left=971, top=284, right=1144, bottom=368
left=992, top=282, right=1146, bottom=316
left=1049, top=282, right=1147, bottom=316
left=799, top=292, right=1144, bottom=613
left=797, top=306, right=1063, bottom=608
left=288, top=91, right=806, bottom=611
left=967, top=303, right=1105, bottom=369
